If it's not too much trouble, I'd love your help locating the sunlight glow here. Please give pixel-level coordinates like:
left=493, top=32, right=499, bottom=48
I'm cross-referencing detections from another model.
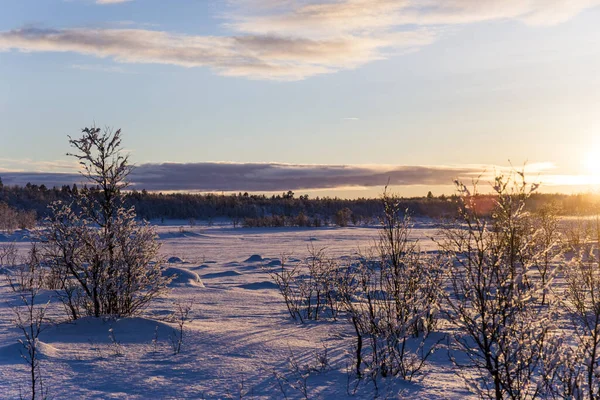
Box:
left=584, top=151, right=600, bottom=177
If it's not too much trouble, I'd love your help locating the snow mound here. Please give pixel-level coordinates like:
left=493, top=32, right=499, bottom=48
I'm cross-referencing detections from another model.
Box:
left=267, top=259, right=282, bottom=267
left=0, top=341, right=59, bottom=364
left=244, top=254, right=264, bottom=262
left=190, top=264, right=210, bottom=270
left=201, top=270, right=242, bottom=279
left=223, top=261, right=241, bottom=268
left=42, top=317, right=177, bottom=344
left=238, top=281, right=279, bottom=290
left=163, top=267, right=205, bottom=288
left=167, top=256, right=184, bottom=264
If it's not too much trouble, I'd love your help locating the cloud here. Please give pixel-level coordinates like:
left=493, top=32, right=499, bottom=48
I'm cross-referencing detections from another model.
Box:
left=1, top=0, right=598, bottom=80
left=0, top=27, right=430, bottom=80
left=0, top=162, right=556, bottom=192
left=229, top=0, right=600, bottom=35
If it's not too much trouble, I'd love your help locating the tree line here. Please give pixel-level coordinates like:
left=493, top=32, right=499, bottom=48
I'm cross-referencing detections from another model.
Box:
left=2, top=174, right=600, bottom=230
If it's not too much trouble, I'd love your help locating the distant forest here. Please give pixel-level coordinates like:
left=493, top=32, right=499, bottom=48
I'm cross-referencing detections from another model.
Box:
left=2, top=177, right=600, bottom=230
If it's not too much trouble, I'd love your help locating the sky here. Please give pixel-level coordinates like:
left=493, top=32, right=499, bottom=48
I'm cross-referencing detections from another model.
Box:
left=1, top=0, right=600, bottom=198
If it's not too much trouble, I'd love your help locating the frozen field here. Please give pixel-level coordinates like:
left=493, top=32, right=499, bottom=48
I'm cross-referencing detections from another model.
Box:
left=0, top=222, right=471, bottom=399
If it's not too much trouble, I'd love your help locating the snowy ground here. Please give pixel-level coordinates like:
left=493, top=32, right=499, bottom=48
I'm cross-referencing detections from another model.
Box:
left=0, top=221, right=472, bottom=399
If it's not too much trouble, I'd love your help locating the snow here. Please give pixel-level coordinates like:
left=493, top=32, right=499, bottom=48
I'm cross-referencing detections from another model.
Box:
left=0, top=229, right=35, bottom=243
left=0, top=222, right=467, bottom=399
left=163, top=267, right=205, bottom=288
left=244, top=255, right=264, bottom=263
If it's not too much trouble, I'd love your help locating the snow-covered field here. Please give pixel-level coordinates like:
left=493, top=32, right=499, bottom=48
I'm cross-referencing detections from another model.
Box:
left=0, top=222, right=472, bottom=399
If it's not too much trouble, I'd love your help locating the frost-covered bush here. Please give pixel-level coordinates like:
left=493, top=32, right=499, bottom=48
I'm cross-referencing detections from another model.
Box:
left=338, top=191, right=443, bottom=381
left=45, top=127, right=171, bottom=319
left=530, top=203, right=562, bottom=306
left=440, top=172, right=559, bottom=399
left=0, top=202, right=36, bottom=231
left=558, top=217, right=600, bottom=398
left=269, top=247, right=342, bottom=323
left=0, top=242, right=17, bottom=269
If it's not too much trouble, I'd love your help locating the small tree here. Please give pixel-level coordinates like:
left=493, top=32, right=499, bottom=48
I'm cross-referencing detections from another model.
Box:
left=338, top=190, right=443, bottom=382
left=46, top=126, right=170, bottom=318
left=532, top=203, right=562, bottom=306
left=440, top=172, right=557, bottom=399
left=334, top=208, right=352, bottom=227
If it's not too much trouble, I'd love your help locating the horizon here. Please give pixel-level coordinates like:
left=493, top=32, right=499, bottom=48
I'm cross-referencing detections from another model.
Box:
left=4, top=171, right=600, bottom=200
left=2, top=1, right=600, bottom=196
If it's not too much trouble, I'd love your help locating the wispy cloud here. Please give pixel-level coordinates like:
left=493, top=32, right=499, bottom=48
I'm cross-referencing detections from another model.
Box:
left=1, top=0, right=599, bottom=80
left=4, top=2, right=435, bottom=80
left=228, top=0, right=600, bottom=34
left=0, top=27, right=430, bottom=80
left=0, top=161, right=558, bottom=192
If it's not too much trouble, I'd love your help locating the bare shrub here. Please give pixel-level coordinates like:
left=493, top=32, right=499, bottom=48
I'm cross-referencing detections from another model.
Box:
left=6, top=246, right=48, bottom=295
left=337, top=190, right=443, bottom=382
left=560, top=216, right=600, bottom=398
left=269, top=258, right=305, bottom=322
left=539, top=335, right=586, bottom=399
left=268, top=248, right=342, bottom=323
left=272, top=345, right=331, bottom=400
left=531, top=203, right=562, bottom=306
left=0, top=242, right=18, bottom=267
left=169, top=300, right=193, bottom=355
left=108, top=327, right=124, bottom=357
left=440, top=172, right=558, bottom=399
left=12, top=245, right=51, bottom=400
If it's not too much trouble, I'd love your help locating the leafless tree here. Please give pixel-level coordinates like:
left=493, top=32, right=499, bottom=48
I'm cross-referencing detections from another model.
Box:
left=338, top=190, right=443, bottom=382
left=45, top=126, right=171, bottom=318
left=440, top=172, right=557, bottom=399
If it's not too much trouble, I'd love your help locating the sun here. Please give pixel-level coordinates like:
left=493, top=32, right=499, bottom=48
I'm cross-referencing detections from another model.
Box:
left=584, top=151, right=600, bottom=177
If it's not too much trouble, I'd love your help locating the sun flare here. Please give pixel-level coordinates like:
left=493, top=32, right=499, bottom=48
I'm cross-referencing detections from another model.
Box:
left=584, top=152, right=600, bottom=177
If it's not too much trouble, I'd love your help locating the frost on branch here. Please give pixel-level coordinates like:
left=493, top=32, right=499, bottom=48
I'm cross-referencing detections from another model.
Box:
left=45, top=126, right=171, bottom=319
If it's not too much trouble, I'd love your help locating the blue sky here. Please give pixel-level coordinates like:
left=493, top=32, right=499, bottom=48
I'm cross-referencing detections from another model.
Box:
left=1, top=0, right=600, bottom=197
